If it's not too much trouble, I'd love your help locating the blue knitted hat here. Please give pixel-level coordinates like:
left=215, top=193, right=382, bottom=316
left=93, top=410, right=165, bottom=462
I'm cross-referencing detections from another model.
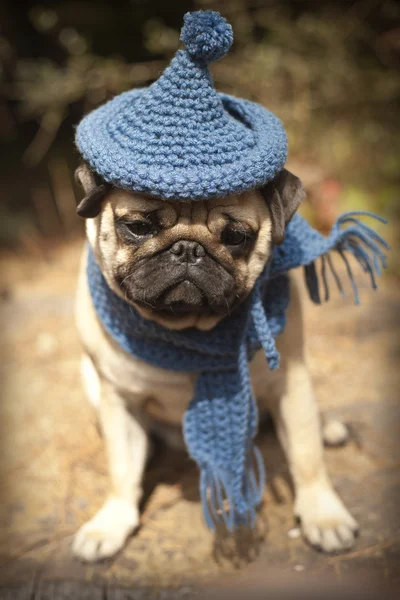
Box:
left=76, top=10, right=288, bottom=200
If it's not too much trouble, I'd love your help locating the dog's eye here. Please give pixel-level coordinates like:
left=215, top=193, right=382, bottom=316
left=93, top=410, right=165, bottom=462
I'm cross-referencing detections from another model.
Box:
left=221, top=225, right=247, bottom=246
left=126, top=220, right=153, bottom=236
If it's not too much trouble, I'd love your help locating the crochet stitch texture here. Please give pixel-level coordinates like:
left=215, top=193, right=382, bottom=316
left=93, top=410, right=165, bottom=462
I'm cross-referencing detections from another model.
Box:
left=87, top=212, right=388, bottom=530
left=75, top=11, right=288, bottom=200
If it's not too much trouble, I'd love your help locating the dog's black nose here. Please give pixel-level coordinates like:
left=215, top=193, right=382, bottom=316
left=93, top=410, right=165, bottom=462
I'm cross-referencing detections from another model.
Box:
left=169, top=240, right=205, bottom=264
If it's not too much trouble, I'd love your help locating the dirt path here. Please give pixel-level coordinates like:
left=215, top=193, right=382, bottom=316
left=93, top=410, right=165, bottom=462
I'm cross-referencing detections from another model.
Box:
left=0, top=240, right=399, bottom=596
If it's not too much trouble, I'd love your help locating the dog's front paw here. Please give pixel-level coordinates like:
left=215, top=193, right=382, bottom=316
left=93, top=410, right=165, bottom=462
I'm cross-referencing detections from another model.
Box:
left=295, top=483, right=359, bottom=554
left=72, top=497, right=139, bottom=562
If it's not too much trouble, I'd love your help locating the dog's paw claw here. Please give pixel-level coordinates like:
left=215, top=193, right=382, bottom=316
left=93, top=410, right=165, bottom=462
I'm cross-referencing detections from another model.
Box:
left=72, top=498, right=139, bottom=562
left=73, top=527, right=126, bottom=562
left=295, top=484, right=358, bottom=554
left=303, top=521, right=358, bottom=554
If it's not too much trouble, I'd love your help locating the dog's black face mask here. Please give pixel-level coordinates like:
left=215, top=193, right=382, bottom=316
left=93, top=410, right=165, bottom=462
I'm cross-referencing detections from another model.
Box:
left=121, top=239, right=237, bottom=317
left=75, top=164, right=304, bottom=330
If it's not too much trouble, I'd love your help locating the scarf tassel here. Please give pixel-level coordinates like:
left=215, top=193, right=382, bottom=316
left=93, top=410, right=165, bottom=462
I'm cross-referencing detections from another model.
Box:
left=200, top=446, right=265, bottom=531
left=304, top=211, right=389, bottom=306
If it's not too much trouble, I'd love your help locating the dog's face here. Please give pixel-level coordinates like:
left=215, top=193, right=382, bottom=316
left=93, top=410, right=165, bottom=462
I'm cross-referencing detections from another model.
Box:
left=76, top=165, right=304, bottom=330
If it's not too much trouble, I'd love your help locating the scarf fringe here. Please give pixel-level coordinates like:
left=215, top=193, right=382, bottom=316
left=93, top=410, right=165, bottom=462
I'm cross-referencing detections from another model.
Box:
left=304, top=211, right=389, bottom=306
left=200, top=446, right=265, bottom=531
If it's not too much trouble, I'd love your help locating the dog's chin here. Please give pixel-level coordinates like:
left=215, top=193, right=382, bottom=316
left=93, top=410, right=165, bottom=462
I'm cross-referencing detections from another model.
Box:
left=131, top=280, right=236, bottom=331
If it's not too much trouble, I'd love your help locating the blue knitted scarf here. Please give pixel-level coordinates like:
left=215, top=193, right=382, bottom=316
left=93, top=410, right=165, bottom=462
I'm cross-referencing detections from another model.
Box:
left=87, top=211, right=388, bottom=530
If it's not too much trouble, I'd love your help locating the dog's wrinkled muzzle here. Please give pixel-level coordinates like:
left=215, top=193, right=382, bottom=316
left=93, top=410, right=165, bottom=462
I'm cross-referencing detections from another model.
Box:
left=123, top=239, right=237, bottom=316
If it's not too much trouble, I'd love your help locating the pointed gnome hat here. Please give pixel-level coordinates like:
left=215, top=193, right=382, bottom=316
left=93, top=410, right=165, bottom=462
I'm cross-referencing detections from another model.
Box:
left=76, top=10, right=288, bottom=200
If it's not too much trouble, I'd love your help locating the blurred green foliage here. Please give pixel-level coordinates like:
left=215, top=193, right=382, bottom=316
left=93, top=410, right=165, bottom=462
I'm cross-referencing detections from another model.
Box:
left=0, top=0, right=399, bottom=259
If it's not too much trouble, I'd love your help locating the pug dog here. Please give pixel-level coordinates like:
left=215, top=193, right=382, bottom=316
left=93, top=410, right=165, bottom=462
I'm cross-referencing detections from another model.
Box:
left=72, top=163, right=358, bottom=563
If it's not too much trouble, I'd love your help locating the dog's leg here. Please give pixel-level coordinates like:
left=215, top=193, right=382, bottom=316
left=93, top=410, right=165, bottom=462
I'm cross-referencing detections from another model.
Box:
left=73, top=354, right=148, bottom=562
left=260, top=276, right=359, bottom=553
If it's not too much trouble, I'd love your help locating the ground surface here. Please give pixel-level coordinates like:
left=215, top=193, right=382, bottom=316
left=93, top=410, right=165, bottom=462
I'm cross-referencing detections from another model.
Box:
left=0, top=239, right=399, bottom=598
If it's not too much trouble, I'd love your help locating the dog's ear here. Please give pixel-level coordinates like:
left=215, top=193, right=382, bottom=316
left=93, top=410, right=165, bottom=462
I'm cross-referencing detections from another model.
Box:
left=75, top=163, right=109, bottom=218
left=260, top=169, right=305, bottom=245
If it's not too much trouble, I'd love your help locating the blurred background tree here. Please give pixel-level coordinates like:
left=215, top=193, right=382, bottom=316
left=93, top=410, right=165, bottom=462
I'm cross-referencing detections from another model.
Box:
left=0, top=0, right=399, bottom=269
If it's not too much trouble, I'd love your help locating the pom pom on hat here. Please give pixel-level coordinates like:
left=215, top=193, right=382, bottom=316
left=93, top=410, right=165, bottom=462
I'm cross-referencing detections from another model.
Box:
left=180, top=10, right=233, bottom=64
